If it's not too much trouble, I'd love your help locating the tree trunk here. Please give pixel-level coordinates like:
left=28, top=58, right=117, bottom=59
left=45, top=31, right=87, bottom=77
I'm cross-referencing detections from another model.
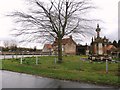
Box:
left=57, top=36, right=62, bottom=63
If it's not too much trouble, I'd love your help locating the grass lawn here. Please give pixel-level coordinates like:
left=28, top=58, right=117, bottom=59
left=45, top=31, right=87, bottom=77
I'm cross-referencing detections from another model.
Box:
left=1, top=55, right=120, bottom=87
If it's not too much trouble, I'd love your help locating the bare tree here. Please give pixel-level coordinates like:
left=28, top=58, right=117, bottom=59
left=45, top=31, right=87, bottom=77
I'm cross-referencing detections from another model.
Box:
left=9, top=40, right=17, bottom=52
left=8, top=0, right=97, bottom=63
left=3, top=40, right=17, bottom=52
left=3, top=40, right=10, bottom=49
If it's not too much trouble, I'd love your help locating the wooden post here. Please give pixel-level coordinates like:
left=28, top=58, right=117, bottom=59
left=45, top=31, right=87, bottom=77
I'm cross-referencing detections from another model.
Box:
left=20, top=57, right=22, bottom=64
left=36, top=56, right=38, bottom=65
left=106, top=59, right=108, bottom=74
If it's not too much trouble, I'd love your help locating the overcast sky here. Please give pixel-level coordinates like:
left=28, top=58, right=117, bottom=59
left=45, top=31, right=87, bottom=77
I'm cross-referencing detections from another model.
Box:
left=0, top=0, right=119, bottom=49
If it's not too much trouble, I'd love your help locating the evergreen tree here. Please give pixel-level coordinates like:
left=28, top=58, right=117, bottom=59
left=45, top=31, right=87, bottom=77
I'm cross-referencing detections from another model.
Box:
left=33, top=46, right=36, bottom=52
left=112, top=40, right=118, bottom=48
left=118, top=40, right=120, bottom=48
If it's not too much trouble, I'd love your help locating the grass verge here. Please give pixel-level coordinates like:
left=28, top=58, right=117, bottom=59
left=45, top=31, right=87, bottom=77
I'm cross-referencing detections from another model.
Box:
left=1, top=55, right=120, bottom=87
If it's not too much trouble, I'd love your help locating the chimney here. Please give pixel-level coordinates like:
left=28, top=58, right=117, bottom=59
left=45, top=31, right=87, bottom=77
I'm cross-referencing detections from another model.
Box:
left=92, top=37, right=93, bottom=43
left=70, top=35, right=72, bottom=39
left=55, top=37, right=57, bottom=41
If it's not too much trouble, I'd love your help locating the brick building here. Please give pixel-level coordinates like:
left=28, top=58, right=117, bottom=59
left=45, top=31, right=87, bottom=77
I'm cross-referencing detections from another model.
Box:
left=52, top=36, right=76, bottom=55
left=42, top=44, right=53, bottom=55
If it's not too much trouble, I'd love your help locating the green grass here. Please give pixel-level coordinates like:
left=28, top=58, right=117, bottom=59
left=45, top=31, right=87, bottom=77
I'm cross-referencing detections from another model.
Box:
left=113, top=57, right=120, bottom=61
left=1, top=55, right=120, bottom=87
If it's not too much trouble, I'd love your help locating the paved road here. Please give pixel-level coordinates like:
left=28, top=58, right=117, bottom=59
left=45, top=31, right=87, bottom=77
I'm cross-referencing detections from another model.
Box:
left=2, top=70, right=115, bottom=88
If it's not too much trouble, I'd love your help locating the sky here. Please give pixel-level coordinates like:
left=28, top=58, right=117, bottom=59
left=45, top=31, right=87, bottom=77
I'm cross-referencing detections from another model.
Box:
left=0, top=0, right=119, bottom=49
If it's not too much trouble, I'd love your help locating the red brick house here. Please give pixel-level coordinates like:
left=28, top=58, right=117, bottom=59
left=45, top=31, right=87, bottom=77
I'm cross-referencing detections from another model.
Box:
left=106, top=45, right=117, bottom=53
left=52, top=36, right=77, bottom=55
left=42, top=44, right=53, bottom=55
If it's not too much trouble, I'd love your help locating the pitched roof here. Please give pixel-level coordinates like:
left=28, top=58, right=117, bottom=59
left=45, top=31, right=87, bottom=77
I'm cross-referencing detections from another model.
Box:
left=44, top=44, right=52, bottom=49
left=52, top=37, right=76, bottom=46
left=106, top=45, right=117, bottom=51
left=62, top=38, right=72, bottom=44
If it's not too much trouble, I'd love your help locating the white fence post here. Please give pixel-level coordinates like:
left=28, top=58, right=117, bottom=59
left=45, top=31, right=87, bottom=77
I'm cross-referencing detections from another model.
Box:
left=20, top=57, right=23, bottom=64
left=106, top=59, right=108, bottom=73
left=36, top=56, right=38, bottom=65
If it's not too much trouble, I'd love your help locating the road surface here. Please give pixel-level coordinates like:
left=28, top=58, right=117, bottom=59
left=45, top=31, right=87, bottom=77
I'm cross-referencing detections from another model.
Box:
left=2, top=70, right=115, bottom=88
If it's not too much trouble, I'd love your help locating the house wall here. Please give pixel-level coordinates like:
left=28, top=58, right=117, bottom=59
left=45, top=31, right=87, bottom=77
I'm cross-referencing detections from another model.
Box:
left=42, top=47, right=49, bottom=52
left=52, top=37, right=77, bottom=55
left=64, top=42, right=76, bottom=55
left=52, top=46, right=58, bottom=55
left=42, top=46, right=52, bottom=55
